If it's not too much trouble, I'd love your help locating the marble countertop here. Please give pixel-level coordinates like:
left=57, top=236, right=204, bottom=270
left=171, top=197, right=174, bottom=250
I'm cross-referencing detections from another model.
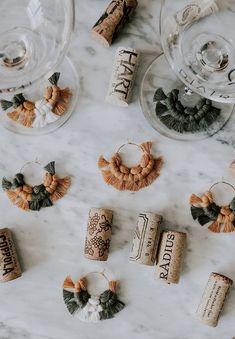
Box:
left=0, top=1, right=235, bottom=338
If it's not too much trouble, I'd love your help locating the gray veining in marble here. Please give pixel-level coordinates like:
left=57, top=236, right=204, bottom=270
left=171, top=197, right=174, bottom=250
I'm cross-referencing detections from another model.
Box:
left=0, top=0, right=235, bottom=338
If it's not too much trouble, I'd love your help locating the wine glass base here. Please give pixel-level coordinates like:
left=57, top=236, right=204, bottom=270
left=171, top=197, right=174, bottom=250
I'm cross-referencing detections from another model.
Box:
left=140, top=54, right=234, bottom=141
left=0, top=56, right=79, bottom=135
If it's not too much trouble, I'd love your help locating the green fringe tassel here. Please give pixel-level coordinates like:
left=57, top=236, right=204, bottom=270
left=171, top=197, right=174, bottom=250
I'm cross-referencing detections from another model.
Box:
left=99, top=289, right=125, bottom=320
left=2, top=177, right=12, bottom=190
left=44, top=161, right=55, bottom=175
left=12, top=93, right=26, bottom=108
left=63, top=290, right=80, bottom=315
left=63, top=289, right=90, bottom=315
left=191, top=202, right=221, bottom=226
left=48, top=72, right=60, bottom=86
left=0, top=99, right=13, bottom=111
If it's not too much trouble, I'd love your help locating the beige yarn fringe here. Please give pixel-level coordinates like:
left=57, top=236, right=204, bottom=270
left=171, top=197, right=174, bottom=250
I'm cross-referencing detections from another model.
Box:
left=101, top=157, right=163, bottom=191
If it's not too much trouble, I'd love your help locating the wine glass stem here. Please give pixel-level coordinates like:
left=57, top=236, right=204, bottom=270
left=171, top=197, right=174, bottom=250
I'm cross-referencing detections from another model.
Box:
left=179, top=86, right=201, bottom=106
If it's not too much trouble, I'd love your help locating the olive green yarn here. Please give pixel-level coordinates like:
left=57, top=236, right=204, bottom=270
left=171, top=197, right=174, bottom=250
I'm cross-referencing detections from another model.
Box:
left=99, top=289, right=125, bottom=320
left=48, top=72, right=60, bottom=86
left=44, top=161, right=55, bottom=175
left=191, top=202, right=223, bottom=226
left=153, top=88, right=221, bottom=133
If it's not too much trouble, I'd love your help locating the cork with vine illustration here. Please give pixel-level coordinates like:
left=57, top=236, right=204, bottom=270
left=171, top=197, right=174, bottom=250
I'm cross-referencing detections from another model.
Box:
left=84, top=208, right=113, bottom=261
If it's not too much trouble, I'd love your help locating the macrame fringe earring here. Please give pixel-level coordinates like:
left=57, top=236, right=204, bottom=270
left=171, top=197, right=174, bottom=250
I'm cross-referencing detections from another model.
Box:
left=63, top=274, right=125, bottom=322
left=0, top=73, right=72, bottom=129
left=98, top=141, right=163, bottom=192
left=189, top=182, right=235, bottom=233
left=154, top=88, right=221, bottom=134
left=2, top=161, right=71, bottom=211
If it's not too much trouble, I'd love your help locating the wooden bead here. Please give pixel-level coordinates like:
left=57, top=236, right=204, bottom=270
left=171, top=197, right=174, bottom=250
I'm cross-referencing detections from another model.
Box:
left=23, top=185, right=33, bottom=193
left=46, top=187, right=54, bottom=194
left=23, top=101, right=35, bottom=110
left=44, top=86, right=53, bottom=100
left=43, top=173, right=52, bottom=187
left=140, top=154, right=150, bottom=168
left=130, top=165, right=142, bottom=174
left=120, top=165, right=129, bottom=174
left=15, top=187, right=22, bottom=193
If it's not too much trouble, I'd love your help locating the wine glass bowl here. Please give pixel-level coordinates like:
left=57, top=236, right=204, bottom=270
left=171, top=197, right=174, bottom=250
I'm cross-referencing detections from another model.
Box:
left=161, top=0, right=235, bottom=103
left=0, top=0, right=78, bottom=135
left=140, top=0, right=235, bottom=140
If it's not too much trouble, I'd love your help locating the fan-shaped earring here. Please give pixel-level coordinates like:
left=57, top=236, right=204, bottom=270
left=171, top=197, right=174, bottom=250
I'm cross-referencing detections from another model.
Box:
left=189, top=181, right=235, bottom=233
left=62, top=271, right=125, bottom=322
left=2, top=161, right=71, bottom=211
left=0, top=72, right=71, bottom=129
left=98, top=141, right=163, bottom=191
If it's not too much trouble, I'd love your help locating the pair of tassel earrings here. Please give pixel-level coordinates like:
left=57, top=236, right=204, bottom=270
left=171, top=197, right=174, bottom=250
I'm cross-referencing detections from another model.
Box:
left=0, top=73, right=71, bottom=129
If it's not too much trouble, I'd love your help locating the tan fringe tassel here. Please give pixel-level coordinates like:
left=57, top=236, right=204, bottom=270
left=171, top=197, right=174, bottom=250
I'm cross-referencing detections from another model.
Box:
left=43, top=173, right=53, bottom=187
left=109, top=281, right=118, bottom=293
left=44, top=86, right=60, bottom=105
left=98, top=155, right=110, bottom=168
left=101, top=157, right=163, bottom=191
left=60, top=88, right=71, bottom=103
left=16, top=199, right=29, bottom=211
left=63, top=276, right=75, bottom=289
left=208, top=222, right=221, bottom=233
left=63, top=276, right=87, bottom=292
left=140, top=141, right=152, bottom=154
left=19, top=110, right=36, bottom=128
left=7, top=108, right=35, bottom=128
left=7, top=110, right=21, bottom=122
left=6, top=191, right=18, bottom=203
left=78, top=277, right=87, bottom=291
left=223, top=222, right=235, bottom=233
left=53, top=101, right=67, bottom=116
left=51, top=176, right=71, bottom=202
left=6, top=99, right=36, bottom=128
left=44, top=84, right=71, bottom=116
left=6, top=191, right=29, bottom=210
left=190, top=191, right=213, bottom=207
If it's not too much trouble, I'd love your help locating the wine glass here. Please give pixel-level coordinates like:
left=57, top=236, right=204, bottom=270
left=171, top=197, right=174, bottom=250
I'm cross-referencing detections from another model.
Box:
left=0, top=0, right=79, bottom=135
left=140, top=0, right=235, bottom=141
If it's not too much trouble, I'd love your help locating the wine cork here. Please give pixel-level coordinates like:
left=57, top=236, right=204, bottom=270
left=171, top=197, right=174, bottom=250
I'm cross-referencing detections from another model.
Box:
left=196, top=272, right=233, bottom=327
left=0, top=228, right=22, bottom=282
left=84, top=208, right=113, bottom=261
left=130, top=212, right=162, bottom=266
left=155, top=231, right=187, bottom=284
left=175, top=0, right=218, bottom=27
left=91, top=0, right=138, bottom=48
left=106, top=47, right=140, bottom=107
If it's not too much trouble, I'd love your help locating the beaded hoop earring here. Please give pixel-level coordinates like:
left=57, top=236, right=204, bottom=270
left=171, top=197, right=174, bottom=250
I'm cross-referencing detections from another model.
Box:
left=98, top=141, right=163, bottom=191
left=190, top=181, right=235, bottom=233
left=63, top=271, right=125, bottom=322
left=2, top=161, right=71, bottom=211
left=0, top=72, right=71, bottom=129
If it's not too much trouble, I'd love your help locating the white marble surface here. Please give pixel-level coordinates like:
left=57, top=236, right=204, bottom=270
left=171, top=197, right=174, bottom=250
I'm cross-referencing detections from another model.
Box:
left=0, top=0, right=235, bottom=338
